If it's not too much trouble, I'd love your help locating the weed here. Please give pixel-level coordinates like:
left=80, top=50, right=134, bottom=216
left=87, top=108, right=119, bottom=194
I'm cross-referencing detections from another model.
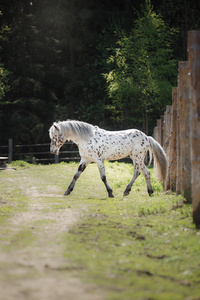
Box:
left=10, top=160, right=31, bottom=168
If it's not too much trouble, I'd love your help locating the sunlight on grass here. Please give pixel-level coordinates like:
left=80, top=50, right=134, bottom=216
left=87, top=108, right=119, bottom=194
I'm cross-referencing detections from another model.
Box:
left=0, top=161, right=200, bottom=300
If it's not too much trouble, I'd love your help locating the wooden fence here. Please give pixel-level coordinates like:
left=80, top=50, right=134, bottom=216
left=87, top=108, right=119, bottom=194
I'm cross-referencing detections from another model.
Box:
left=0, top=139, right=80, bottom=164
left=153, top=31, right=200, bottom=228
left=0, top=139, right=132, bottom=165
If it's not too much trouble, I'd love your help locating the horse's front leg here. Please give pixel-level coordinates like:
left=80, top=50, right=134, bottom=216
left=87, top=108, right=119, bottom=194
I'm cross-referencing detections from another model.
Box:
left=64, top=159, right=88, bottom=196
left=96, top=159, right=114, bottom=198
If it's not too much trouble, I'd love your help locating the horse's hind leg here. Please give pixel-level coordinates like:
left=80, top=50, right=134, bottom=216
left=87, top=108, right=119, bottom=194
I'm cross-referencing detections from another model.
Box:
left=96, top=159, right=114, bottom=198
left=124, top=161, right=140, bottom=196
left=64, top=159, right=88, bottom=196
left=141, top=164, right=153, bottom=196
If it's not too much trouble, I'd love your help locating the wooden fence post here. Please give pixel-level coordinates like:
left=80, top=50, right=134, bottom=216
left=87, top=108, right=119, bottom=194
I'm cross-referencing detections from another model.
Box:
left=55, top=154, right=59, bottom=164
left=170, top=88, right=178, bottom=192
left=163, top=105, right=172, bottom=190
left=156, top=119, right=162, bottom=146
left=161, top=115, right=164, bottom=147
left=178, top=61, right=192, bottom=202
left=8, top=139, right=13, bottom=164
left=188, top=30, right=200, bottom=228
left=176, top=84, right=181, bottom=195
left=153, top=126, right=158, bottom=142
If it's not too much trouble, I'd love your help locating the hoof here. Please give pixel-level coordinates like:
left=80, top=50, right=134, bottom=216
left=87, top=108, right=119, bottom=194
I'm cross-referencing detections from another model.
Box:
left=64, top=190, right=70, bottom=196
left=108, top=192, right=114, bottom=198
left=148, top=189, right=154, bottom=196
left=123, top=189, right=130, bottom=197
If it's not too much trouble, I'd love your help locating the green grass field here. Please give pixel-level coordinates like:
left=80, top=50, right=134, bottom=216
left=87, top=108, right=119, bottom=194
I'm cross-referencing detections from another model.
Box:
left=0, top=161, right=200, bottom=300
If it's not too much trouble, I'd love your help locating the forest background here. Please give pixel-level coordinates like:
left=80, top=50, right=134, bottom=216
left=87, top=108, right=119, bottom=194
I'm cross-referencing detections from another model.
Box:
left=0, top=0, right=200, bottom=145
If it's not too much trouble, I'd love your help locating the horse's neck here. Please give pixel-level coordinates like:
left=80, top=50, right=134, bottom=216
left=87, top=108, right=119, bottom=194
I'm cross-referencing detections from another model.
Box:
left=61, top=122, right=81, bottom=144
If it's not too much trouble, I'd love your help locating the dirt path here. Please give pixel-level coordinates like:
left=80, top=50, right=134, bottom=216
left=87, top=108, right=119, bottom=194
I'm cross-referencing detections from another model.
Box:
left=0, top=170, right=105, bottom=300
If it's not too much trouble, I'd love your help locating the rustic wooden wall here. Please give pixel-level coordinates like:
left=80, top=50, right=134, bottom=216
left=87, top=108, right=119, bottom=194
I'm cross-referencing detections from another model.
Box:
left=153, top=30, right=200, bottom=228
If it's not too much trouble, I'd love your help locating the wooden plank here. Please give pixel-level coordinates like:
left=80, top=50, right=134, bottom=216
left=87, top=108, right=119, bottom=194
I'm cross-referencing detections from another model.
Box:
left=160, top=115, right=164, bottom=147
left=163, top=105, right=172, bottom=190
left=188, top=30, right=200, bottom=228
left=156, top=119, right=162, bottom=146
left=153, top=126, right=158, bottom=142
left=170, top=88, right=178, bottom=192
left=176, top=84, right=181, bottom=195
left=178, top=61, right=192, bottom=202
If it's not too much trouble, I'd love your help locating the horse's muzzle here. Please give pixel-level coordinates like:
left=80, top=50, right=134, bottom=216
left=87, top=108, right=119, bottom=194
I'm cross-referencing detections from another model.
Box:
left=50, top=150, right=57, bottom=155
left=50, top=146, right=58, bottom=155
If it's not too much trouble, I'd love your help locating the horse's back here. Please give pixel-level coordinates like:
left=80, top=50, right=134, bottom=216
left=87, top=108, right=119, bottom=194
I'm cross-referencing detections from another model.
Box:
left=84, top=128, right=149, bottom=162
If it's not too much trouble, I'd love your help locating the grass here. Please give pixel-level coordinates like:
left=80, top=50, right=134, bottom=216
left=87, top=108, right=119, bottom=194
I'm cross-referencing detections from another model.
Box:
left=0, top=175, right=28, bottom=224
left=62, top=195, right=200, bottom=300
left=0, top=161, right=200, bottom=299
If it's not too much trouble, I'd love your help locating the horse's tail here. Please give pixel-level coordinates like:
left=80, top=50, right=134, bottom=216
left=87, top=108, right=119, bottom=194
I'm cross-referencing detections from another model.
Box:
left=148, top=136, right=168, bottom=182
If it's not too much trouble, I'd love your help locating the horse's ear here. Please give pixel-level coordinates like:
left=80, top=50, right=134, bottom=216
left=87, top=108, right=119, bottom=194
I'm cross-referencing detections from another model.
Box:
left=53, top=122, right=60, bottom=131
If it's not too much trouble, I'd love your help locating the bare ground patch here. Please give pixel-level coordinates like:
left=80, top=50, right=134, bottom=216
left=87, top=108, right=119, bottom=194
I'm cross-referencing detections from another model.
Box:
left=0, top=169, right=105, bottom=300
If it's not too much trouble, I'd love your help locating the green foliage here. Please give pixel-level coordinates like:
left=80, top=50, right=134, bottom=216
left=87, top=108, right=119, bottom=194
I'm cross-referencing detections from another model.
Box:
left=0, top=64, right=10, bottom=100
left=0, top=1, right=199, bottom=144
left=11, top=160, right=31, bottom=168
left=104, top=0, right=177, bottom=133
left=0, top=12, right=10, bottom=101
left=158, top=0, right=200, bottom=60
left=0, top=1, right=123, bottom=143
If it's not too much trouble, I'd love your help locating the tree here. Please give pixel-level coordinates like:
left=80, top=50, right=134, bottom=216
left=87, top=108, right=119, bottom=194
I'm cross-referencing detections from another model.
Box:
left=156, top=0, right=200, bottom=61
left=0, top=0, right=134, bottom=144
left=0, top=11, right=11, bottom=142
left=0, top=11, right=10, bottom=101
left=104, top=0, right=177, bottom=134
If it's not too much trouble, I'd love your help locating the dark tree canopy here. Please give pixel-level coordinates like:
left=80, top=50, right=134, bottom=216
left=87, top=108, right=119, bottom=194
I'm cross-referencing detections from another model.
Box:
left=0, top=0, right=199, bottom=144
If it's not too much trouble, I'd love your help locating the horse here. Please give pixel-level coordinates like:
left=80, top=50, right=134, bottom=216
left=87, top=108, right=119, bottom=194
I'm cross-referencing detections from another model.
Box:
left=49, top=120, right=167, bottom=198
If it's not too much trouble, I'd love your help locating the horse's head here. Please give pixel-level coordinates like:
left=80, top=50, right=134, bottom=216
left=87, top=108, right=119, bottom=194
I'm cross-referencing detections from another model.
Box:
left=49, top=123, right=65, bottom=155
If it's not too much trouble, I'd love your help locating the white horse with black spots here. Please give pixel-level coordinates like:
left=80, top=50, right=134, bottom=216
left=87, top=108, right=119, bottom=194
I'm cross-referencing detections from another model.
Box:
left=49, top=120, right=167, bottom=198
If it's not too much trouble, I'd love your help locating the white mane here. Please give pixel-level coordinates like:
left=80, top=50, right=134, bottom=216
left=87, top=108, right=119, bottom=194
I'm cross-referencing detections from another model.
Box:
left=49, top=120, right=94, bottom=140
